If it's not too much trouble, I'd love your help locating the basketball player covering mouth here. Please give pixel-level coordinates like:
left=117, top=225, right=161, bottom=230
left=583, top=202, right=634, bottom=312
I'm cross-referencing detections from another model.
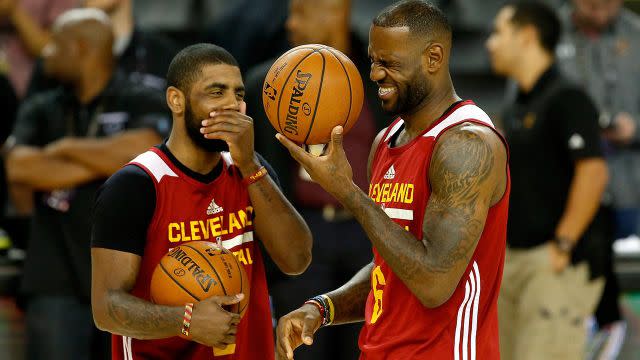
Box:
left=90, top=44, right=312, bottom=360
left=276, top=1, right=510, bottom=359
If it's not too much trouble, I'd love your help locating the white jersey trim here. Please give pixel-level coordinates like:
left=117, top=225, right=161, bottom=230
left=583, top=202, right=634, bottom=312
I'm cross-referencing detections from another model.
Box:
left=122, top=335, right=133, bottom=360
left=383, top=119, right=405, bottom=143
left=454, top=261, right=481, bottom=360
left=471, top=262, right=481, bottom=360
left=221, top=151, right=234, bottom=167
left=424, top=104, right=494, bottom=139
left=130, top=151, right=178, bottom=183
left=382, top=104, right=493, bottom=144
left=454, top=281, right=471, bottom=360
left=383, top=207, right=414, bottom=221
left=221, top=231, right=254, bottom=250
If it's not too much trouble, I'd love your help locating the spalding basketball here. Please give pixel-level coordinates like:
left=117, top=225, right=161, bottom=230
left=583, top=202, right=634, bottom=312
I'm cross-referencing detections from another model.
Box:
left=150, top=241, right=250, bottom=317
left=262, top=44, right=364, bottom=144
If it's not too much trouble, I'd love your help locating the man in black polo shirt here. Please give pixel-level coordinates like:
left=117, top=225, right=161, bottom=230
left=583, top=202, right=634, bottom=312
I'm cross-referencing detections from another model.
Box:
left=4, top=9, right=169, bottom=360
left=486, top=3, right=609, bottom=359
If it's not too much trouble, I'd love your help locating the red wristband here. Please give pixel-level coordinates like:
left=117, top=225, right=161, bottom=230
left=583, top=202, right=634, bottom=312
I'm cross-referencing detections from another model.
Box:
left=242, top=166, right=267, bottom=186
left=180, top=303, right=194, bottom=338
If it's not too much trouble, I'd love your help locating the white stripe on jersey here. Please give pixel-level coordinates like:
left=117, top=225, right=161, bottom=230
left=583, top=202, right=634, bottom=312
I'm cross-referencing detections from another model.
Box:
left=384, top=119, right=405, bottom=142
left=221, top=231, right=254, bottom=250
left=383, top=207, right=414, bottom=221
left=122, top=336, right=133, bottom=360
left=130, top=151, right=178, bottom=182
left=455, top=281, right=471, bottom=360
left=383, top=104, right=493, bottom=145
left=471, top=262, right=481, bottom=360
left=462, top=270, right=476, bottom=360
left=221, top=151, right=234, bottom=166
left=424, top=104, right=494, bottom=138
left=454, top=261, right=481, bottom=360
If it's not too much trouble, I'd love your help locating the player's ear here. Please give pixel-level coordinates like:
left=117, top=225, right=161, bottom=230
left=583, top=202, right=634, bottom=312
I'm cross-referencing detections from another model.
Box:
left=423, top=42, right=444, bottom=73
left=166, top=86, right=186, bottom=114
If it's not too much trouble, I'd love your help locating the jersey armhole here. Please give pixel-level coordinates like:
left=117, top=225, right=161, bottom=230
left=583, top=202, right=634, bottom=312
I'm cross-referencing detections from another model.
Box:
left=370, top=128, right=390, bottom=178
left=128, top=162, right=161, bottom=237
left=371, top=117, right=403, bottom=173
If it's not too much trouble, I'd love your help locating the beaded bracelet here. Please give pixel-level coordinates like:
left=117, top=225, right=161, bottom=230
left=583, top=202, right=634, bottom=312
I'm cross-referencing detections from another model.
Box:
left=306, top=295, right=334, bottom=326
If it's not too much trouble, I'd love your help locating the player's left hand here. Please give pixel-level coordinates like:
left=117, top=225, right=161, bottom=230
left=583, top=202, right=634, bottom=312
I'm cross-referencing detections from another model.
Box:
left=276, top=126, right=353, bottom=200
left=201, top=101, right=260, bottom=176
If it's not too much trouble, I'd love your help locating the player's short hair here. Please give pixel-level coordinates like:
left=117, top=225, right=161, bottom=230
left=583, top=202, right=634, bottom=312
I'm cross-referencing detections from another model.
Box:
left=166, top=43, right=239, bottom=95
left=373, top=0, right=452, bottom=42
left=509, top=2, right=561, bottom=54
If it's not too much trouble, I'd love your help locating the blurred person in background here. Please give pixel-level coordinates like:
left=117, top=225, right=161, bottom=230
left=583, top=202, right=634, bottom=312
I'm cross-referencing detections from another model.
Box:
left=3, top=8, right=170, bottom=359
left=0, top=0, right=75, bottom=261
left=203, top=0, right=289, bottom=72
left=27, top=0, right=178, bottom=97
left=557, top=0, right=640, bottom=241
left=0, top=0, right=76, bottom=98
left=0, top=57, right=18, bottom=255
left=83, top=0, right=177, bottom=88
left=244, top=0, right=389, bottom=358
left=487, top=2, right=609, bottom=359
left=0, top=55, right=17, bottom=146
left=556, top=1, right=640, bottom=355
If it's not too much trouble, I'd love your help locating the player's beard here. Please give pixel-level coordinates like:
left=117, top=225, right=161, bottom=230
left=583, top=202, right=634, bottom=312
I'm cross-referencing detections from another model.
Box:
left=184, top=102, right=229, bottom=153
left=388, top=69, right=431, bottom=117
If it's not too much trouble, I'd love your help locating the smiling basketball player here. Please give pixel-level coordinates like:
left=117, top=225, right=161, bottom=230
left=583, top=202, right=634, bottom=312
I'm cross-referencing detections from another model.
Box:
left=90, top=43, right=312, bottom=360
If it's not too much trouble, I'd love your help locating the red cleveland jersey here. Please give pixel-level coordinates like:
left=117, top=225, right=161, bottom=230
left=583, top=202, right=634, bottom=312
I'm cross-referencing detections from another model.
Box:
left=359, top=101, right=510, bottom=359
left=112, top=147, right=274, bottom=360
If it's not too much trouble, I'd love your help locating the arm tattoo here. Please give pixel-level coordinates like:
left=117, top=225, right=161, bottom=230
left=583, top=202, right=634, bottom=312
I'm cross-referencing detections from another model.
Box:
left=106, top=289, right=182, bottom=339
left=421, top=128, right=494, bottom=273
left=340, top=126, right=498, bottom=305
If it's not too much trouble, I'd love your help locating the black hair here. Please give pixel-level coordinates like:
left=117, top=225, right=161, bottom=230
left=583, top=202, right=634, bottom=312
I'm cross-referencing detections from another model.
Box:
left=166, top=43, right=239, bottom=94
left=373, top=0, right=452, bottom=41
left=510, top=2, right=561, bottom=54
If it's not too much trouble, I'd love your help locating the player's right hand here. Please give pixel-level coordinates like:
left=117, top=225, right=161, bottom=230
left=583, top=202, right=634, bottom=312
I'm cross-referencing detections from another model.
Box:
left=276, top=304, right=323, bottom=360
left=189, top=294, right=243, bottom=347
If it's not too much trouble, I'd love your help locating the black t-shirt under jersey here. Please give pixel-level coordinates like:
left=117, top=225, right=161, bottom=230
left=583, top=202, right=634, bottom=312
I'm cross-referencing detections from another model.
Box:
left=91, top=144, right=279, bottom=256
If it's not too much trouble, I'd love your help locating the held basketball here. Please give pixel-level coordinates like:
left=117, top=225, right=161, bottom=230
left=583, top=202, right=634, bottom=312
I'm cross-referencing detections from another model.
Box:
left=150, top=241, right=250, bottom=317
left=262, top=44, right=364, bottom=144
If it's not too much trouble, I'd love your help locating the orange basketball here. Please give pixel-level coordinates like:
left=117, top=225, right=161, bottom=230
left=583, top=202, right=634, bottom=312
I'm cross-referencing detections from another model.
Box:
left=150, top=241, right=250, bottom=317
left=262, top=44, right=364, bottom=145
